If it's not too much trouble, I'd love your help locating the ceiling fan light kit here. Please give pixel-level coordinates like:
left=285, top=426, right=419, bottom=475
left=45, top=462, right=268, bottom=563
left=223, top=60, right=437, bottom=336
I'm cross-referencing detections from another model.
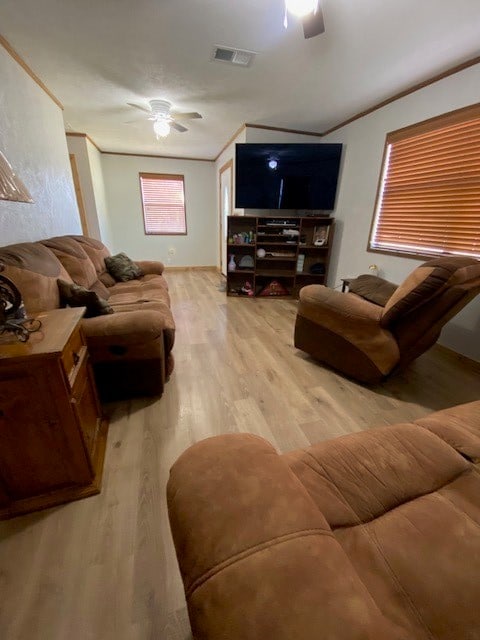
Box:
left=285, top=0, right=319, bottom=18
left=284, top=0, right=325, bottom=38
left=153, top=119, right=171, bottom=138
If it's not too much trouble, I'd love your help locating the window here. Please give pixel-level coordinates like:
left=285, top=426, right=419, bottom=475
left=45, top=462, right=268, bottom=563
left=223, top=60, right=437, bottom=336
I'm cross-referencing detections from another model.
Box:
left=139, top=173, right=187, bottom=235
left=369, top=103, right=480, bottom=259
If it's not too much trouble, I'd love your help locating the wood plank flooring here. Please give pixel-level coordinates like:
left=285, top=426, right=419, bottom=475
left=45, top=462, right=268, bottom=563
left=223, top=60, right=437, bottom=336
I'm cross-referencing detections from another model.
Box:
left=0, top=269, right=479, bottom=640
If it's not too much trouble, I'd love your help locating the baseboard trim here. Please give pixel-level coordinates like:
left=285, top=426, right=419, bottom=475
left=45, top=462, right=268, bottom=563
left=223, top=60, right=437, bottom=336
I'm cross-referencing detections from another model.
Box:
left=164, top=266, right=217, bottom=272
left=434, top=343, right=480, bottom=370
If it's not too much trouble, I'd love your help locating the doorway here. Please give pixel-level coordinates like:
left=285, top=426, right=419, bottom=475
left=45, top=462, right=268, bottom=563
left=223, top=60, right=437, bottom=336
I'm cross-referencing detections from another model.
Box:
left=219, top=159, right=233, bottom=276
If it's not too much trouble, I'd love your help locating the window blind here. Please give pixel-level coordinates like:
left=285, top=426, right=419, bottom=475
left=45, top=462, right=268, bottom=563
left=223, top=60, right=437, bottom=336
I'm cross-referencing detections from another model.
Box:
left=369, top=104, right=480, bottom=259
left=139, top=173, right=187, bottom=235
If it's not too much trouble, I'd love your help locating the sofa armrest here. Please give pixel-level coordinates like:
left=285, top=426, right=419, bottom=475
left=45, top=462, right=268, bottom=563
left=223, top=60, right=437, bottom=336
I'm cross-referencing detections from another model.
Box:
left=135, top=259, right=165, bottom=275
left=81, top=309, right=167, bottom=345
left=299, top=285, right=384, bottom=324
left=415, top=401, right=480, bottom=463
left=168, top=433, right=401, bottom=640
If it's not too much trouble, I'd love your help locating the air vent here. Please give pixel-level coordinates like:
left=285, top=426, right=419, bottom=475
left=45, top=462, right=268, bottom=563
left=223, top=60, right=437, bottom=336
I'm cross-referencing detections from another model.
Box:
left=212, top=46, right=256, bottom=67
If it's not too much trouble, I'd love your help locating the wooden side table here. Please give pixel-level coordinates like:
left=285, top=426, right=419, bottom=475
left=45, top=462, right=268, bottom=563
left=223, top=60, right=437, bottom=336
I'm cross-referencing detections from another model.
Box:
left=0, top=308, right=109, bottom=519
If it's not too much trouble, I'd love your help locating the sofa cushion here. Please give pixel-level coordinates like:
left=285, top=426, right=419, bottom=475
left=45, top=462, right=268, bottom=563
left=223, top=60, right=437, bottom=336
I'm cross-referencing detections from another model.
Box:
left=381, top=257, right=480, bottom=327
left=42, top=236, right=99, bottom=289
left=0, top=242, right=73, bottom=313
left=348, top=274, right=398, bottom=307
left=105, top=252, right=143, bottom=282
left=57, top=279, right=113, bottom=318
left=68, top=236, right=115, bottom=287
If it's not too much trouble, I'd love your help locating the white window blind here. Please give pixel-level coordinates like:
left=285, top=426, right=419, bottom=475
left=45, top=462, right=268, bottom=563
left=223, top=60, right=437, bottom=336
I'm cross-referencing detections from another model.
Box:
left=139, top=173, right=187, bottom=235
left=369, top=103, right=480, bottom=259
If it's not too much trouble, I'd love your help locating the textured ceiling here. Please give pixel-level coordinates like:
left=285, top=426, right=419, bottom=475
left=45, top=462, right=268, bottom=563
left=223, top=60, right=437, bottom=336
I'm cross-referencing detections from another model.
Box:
left=1, top=0, right=479, bottom=159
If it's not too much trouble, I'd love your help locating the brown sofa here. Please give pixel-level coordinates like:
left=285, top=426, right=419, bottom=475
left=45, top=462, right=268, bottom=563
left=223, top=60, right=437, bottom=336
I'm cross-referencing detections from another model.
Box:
left=294, top=256, right=480, bottom=384
left=0, top=235, right=174, bottom=399
left=168, top=401, right=480, bottom=640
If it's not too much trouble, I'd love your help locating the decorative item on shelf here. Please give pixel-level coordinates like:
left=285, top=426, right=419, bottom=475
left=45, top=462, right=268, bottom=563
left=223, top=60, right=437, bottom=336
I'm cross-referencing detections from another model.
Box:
left=313, top=225, right=329, bottom=246
left=258, top=280, right=289, bottom=297
left=257, top=248, right=266, bottom=258
left=228, top=255, right=236, bottom=271
left=233, top=231, right=254, bottom=245
left=309, top=262, right=325, bottom=275
left=0, top=262, right=41, bottom=342
left=238, top=255, right=254, bottom=270
left=240, top=281, right=254, bottom=297
left=296, top=254, right=305, bottom=273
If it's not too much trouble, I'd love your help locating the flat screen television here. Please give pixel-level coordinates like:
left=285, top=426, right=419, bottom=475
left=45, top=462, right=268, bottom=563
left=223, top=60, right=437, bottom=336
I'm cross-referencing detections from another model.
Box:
left=235, top=143, right=342, bottom=211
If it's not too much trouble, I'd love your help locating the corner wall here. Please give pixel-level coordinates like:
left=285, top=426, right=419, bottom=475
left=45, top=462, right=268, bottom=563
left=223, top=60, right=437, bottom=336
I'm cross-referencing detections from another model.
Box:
left=0, top=43, right=80, bottom=244
left=322, top=63, right=480, bottom=361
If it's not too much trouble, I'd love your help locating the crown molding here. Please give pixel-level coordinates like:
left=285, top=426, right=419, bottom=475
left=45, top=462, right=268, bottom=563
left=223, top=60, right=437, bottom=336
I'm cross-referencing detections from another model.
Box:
left=0, top=33, right=63, bottom=110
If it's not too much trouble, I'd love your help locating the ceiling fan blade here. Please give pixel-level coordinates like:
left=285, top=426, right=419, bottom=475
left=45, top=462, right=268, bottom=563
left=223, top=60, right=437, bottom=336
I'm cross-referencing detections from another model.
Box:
left=170, top=121, right=188, bottom=133
left=170, top=111, right=202, bottom=120
left=302, top=5, right=325, bottom=39
left=127, top=102, right=152, bottom=115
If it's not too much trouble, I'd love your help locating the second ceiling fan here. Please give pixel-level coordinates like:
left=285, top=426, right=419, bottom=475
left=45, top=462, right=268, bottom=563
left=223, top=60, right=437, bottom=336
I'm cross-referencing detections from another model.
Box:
left=285, top=0, right=325, bottom=39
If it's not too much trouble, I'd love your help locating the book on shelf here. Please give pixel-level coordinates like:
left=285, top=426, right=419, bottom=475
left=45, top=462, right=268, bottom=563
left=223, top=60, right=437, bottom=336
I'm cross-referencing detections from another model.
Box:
left=296, top=254, right=305, bottom=273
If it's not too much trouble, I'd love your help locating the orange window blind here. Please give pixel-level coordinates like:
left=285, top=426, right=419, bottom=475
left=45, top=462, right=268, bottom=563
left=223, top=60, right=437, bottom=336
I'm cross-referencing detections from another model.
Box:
left=369, top=104, right=480, bottom=259
left=139, top=173, right=187, bottom=235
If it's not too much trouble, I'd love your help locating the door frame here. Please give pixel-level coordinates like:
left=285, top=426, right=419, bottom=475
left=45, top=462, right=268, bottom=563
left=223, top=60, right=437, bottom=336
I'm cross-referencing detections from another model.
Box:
left=69, top=154, right=89, bottom=235
left=218, top=158, right=233, bottom=276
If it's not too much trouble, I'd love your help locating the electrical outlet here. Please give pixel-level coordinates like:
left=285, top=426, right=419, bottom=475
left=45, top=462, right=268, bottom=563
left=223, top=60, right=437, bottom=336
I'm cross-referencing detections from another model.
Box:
left=168, top=247, right=176, bottom=256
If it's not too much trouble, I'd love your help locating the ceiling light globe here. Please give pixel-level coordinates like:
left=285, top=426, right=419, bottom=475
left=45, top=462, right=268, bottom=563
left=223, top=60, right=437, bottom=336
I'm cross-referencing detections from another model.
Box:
left=285, top=0, right=317, bottom=17
left=154, top=119, right=170, bottom=138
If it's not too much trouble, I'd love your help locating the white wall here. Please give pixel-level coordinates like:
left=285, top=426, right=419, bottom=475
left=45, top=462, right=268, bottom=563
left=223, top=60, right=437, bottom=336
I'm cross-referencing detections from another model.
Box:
left=101, top=154, right=216, bottom=266
left=0, top=45, right=80, bottom=244
left=323, top=63, right=480, bottom=361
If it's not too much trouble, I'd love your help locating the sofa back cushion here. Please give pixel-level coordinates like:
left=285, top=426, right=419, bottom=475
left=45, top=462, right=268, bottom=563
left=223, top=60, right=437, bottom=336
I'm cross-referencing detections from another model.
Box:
left=68, top=236, right=115, bottom=287
left=0, top=242, right=73, bottom=313
left=381, top=256, right=480, bottom=327
left=42, top=236, right=110, bottom=298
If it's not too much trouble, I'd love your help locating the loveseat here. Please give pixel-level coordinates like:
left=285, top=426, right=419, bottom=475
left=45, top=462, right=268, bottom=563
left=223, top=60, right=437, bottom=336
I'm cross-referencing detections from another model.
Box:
left=168, top=401, right=480, bottom=640
left=0, top=235, right=174, bottom=399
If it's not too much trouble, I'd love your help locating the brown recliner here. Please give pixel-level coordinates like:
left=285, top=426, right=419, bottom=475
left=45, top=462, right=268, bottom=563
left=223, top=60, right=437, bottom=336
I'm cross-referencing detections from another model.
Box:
left=167, top=401, right=480, bottom=640
left=294, top=256, right=480, bottom=383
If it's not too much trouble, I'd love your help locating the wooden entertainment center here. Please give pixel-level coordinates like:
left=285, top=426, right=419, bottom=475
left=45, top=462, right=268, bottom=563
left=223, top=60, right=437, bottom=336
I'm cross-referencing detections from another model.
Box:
left=227, top=215, right=334, bottom=298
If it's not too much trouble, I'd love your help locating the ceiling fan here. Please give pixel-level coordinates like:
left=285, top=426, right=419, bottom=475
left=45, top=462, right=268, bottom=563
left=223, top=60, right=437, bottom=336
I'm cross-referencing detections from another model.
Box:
left=284, top=0, right=325, bottom=39
left=127, top=99, right=202, bottom=138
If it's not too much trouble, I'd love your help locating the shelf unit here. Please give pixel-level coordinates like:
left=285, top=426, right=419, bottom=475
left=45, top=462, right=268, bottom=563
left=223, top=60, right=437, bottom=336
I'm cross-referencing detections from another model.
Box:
left=226, top=215, right=334, bottom=298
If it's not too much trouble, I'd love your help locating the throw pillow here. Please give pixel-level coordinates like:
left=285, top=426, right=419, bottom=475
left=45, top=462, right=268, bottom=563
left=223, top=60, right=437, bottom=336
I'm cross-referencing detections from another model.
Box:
left=105, top=253, right=143, bottom=282
left=57, top=279, right=114, bottom=318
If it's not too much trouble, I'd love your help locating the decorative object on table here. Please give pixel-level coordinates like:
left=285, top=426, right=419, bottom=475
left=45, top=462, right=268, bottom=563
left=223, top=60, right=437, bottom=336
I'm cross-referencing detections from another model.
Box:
left=0, top=151, right=34, bottom=203
left=105, top=252, right=143, bottom=282
left=228, top=255, right=236, bottom=271
left=368, top=263, right=379, bottom=277
left=0, top=262, right=41, bottom=342
left=257, top=248, right=266, bottom=258
left=313, top=225, right=329, bottom=246
left=238, top=255, right=254, bottom=269
left=258, top=279, right=289, bottom=297
left=296, top=253, right=305, bottom=273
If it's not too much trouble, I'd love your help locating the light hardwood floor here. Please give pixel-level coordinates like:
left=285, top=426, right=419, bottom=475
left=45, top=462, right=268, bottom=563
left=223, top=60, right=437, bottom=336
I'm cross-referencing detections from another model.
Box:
left=1, top=269, right=479, bottom=640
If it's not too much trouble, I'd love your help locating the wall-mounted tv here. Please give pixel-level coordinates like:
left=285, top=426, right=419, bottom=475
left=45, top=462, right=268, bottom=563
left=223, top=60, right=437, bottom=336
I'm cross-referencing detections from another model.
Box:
left=235, top=143, right=342, bottom=211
